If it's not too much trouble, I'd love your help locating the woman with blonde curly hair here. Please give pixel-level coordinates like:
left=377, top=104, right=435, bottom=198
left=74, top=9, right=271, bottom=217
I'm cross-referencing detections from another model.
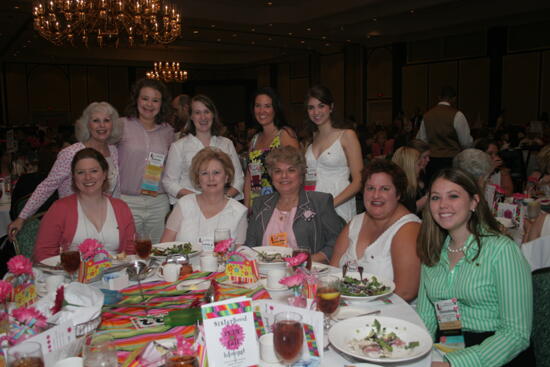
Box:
left=392, top=146, right=426, bottom=213
left=8, top=101, right=122, bottom=240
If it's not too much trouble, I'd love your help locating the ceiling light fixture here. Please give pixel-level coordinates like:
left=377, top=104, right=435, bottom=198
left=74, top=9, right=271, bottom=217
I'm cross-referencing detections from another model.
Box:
left=32, top=0, right=181, bottom=47
left=146, top=62, right=188, bottom=83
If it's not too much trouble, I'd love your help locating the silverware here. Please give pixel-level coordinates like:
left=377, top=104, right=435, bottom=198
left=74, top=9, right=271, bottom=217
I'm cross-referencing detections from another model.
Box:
left=342, top=263, right=348, bottom=278
left=357, top=266, right=364, bottom=282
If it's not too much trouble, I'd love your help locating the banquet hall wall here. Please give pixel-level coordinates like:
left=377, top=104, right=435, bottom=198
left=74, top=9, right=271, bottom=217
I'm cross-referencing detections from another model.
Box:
left=1, top=20, right=550, bottom=129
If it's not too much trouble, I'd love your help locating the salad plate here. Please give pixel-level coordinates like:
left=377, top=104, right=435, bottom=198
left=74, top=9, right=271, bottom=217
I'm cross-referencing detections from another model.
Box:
left=339, top=272, right=395, bottom=302
left=151, top=242, right=201, bottom=258
left=328, top=315, right=432, bottom=363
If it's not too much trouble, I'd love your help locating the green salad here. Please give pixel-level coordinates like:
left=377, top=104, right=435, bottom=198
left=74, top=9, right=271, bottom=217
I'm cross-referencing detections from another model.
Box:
left=340, top=275, right=390, bottom=297
left=152, top=242, right=197, bottom=256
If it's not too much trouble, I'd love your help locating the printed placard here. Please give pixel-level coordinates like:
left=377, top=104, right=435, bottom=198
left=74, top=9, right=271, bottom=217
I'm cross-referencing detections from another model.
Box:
left=201, top=296, right=260, bottom=367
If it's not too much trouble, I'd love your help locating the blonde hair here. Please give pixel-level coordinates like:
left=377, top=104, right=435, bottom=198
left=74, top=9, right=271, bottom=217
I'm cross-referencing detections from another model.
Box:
left=75, top=102, right=122, bottom=144
left=392, top=146, right=420, bottom=200
left=190, top=147, right=234, bottom=190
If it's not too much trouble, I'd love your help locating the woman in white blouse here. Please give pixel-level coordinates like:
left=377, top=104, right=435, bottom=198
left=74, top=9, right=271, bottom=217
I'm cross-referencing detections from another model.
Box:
left=162, top=95, right=244, bottom=204
left=160, top=148, right=247, bottom=247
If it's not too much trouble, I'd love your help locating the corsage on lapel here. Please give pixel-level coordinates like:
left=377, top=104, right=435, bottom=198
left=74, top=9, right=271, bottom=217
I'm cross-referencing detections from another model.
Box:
left=303, top=209, right=316, bottom=221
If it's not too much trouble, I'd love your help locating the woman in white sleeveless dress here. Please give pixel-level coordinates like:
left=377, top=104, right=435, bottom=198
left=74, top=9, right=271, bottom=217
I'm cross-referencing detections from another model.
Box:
left=304, top=85, right=363, bottom=222
left=330, top=159, right=421, bottom=302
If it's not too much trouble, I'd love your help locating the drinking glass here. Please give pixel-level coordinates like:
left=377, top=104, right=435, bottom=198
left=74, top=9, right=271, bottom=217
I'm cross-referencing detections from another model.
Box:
left=291, top=247, right=312, bottom=271
left=60, top=250, right=81, bottom=281
left=164, top=350, right=198, bottom=367
left=316, top=275, right=341, bottom=330
left=83, top=333, right=118, bottom=367
left=214, top=228, right=232, bottom=251
left=7, top=341, right=44, bottom=367
left=273, top=311, right=304, bottom=366
left=134, top=232, right=152, bottom=260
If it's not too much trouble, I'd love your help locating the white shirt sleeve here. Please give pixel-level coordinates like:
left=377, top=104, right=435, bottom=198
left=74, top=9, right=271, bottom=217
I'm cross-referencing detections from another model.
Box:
left=162, top=141, right=186, bottom=203
left=453, top=111, right=473, bottom=148
left=224, top=139, right=245, bottom=200
left=416, top=120, right=428, bottom=143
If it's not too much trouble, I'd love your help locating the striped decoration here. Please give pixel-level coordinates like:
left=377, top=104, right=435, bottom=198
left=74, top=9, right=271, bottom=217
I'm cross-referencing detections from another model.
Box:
left=202, top=299, right=252, bottom=319
left=303, top=323, right=320, bottom=357
left=99, top=271, right=270, bottom=366
left=253, top=311, right=266, bottom=338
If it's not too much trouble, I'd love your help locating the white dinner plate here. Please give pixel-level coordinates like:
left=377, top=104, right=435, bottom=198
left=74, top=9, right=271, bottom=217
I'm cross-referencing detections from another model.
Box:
left=329, top=315, right=432, bottom=363
left=333, top=305, right=377, bottom=321
left=339, top=272, right=395, bottom=302
left=239, top=246, right=292, bottom=274
left=151, top=241, right=202, bottom=258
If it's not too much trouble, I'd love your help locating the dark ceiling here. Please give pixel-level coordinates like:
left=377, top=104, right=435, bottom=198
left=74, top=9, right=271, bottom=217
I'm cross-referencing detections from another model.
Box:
left=2, top=0, right=550, bottom=65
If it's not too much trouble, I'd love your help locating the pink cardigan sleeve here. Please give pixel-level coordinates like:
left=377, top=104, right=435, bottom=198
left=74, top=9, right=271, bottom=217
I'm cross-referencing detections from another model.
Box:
left=111, top=198, right=136, bottom=254
left=33, top=199, right=72, bottom=262
left=19, top=144, right=81, bottom=219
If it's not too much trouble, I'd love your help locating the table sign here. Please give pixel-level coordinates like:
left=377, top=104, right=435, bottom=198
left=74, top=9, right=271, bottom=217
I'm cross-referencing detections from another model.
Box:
left=253, top=300, right=324, bottom=362
left=201, top=296, right=260, bottom=367
left=225, top=252, right=259, bottom=284
left=25, top=319, right=78, bottom=366
left=5, top=255, right=37, bottom=307
left=78, top=239, right=112, bottom=283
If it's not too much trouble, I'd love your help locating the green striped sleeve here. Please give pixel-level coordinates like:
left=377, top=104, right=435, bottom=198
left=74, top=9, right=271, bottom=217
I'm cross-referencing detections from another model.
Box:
left=416, top=266, right=438, bottom=339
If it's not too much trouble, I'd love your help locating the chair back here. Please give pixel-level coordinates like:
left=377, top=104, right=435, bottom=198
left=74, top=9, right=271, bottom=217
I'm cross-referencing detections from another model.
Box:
left=15, top=216, right=42, bottom=258
left=533, top=267, right=550, bottom=367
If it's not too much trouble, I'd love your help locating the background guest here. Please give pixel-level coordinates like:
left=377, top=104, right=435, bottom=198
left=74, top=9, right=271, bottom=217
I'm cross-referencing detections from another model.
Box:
left=118, top=78, right=175, bottom=243
left=34, top=148, right=136, bottom=262
left=171, top=94, right=190, bottom=139
left=160, top=148, right=247, bottom=246
left=330, top=159, right=421, bottom=302
left=8, top=101, right=122, bottom=240
left=162, top=94, right=244, bottom=205
left=244, top=87, right=300, bottom=208
left=246, top=146, right=344, bottom=263
left=392, top=146, right=426, bottom=213
left=474, top=138, right=514, bottom=196
left=304, top=85, right=363, bottom=222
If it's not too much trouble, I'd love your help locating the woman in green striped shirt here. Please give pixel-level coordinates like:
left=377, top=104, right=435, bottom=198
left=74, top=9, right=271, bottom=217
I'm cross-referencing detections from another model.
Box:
left=417, top=168, right=532, bottom=367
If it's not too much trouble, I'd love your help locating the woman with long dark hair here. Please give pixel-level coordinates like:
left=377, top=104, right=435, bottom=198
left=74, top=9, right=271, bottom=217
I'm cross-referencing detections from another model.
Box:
left=304, top=85, right=363, bottom=222
left=244, top=87, right=300, bottom=208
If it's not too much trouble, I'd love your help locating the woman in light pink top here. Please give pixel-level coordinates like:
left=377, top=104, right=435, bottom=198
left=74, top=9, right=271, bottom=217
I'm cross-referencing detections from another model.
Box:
left=8, top=102, right=122, bottom=240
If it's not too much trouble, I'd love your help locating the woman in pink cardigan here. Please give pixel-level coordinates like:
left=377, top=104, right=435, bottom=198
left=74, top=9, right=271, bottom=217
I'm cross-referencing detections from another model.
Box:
left=8, top=101, right=122, bottom=241
left=34, top=148, right=135, bottom=262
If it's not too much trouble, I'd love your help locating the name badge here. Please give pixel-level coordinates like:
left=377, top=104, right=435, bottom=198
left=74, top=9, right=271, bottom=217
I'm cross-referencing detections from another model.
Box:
left=435, top=298, right=462, bottom=331
left=304, top=167, right=317, bottom=191
left=141, top=152, right=165, bottom=196
left=199, top=237, right=215, bottom=252
left=269, top=232, right=288, bottom=247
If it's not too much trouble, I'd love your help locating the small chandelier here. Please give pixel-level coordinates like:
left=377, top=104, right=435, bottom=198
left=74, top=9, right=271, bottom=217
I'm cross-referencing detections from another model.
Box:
left=32, top=0, right=182, bottom=47
left=146, top=62, right=188, bottom=83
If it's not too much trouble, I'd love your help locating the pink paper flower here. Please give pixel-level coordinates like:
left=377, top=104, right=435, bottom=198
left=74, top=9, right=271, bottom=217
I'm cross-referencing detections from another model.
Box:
left=288, top=295, right=307, bottom=308
left=7, top=255, right=33, bottom=276
left=12, top=307, right=48, bottom=329
left=284, top=252, right=308, bottom=267
left=78, top=238, right=104, bottom=260
left=219, top=323, right=245, bottom=350
left=279, top=272, right=305, bottom=288
left=176, top=334, right=195, bottom=356
left=50, top=286, right=65, bottom=315
left=0, top=280, right=13, bottom=303
left=214, top=238, right=233, bottom=254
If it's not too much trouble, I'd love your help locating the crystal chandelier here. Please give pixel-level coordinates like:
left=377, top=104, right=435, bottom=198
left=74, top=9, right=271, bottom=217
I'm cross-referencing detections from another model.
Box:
left=146, top=62, right=188, bottom=83
left=32, top=0, right=182, bottom=47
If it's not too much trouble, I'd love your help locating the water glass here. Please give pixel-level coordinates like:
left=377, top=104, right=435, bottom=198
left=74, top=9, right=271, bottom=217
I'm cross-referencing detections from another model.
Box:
left=83, top=333, right=117, bottom=367
left=7, top=341, right=44, bottom=367
left=214, top=228, right=232, bottom=251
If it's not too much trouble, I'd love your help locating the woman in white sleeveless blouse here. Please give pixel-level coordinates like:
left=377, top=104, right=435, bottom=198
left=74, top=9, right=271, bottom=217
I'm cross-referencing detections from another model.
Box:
left=330, top=159, right=421, bottom=302
left=304, top=85, right=363, bottom=222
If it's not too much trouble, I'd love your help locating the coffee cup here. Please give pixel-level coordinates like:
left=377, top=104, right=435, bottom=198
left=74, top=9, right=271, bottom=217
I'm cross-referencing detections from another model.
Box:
left=46, top=275, right=65, bottom=294
left=160, top=263, right=182, bottom=282
left=200, top=252, right=218, bottom=272
left=54, top=357, right=83, bottom=367
left=259, top=333, right=280, bottom=363
left=267, top=268, right=287, bottom=289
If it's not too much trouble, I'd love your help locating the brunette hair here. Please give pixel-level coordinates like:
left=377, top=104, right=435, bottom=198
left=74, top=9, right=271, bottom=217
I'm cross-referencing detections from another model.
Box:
left=363, top=159, right=408, bottom=204
left=71, top=148, right=110, bottom=192
left=75, top=102, right=122, bottom=144
left=183, top=94, right=226, bottom=137
left=251, top=87, right=289, bottom=130
left=265, top=146, right=307, bottom=181
left=124, top=78, right=172, bottom=124
left=190, top=147, right=234, bottom=190
left=417, top=168, right=501, bottom=267
left=303, top=85, right=351, bottom=144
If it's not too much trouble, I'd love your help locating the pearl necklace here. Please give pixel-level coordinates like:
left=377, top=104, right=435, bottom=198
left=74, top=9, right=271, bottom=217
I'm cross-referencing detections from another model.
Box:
left=447, top=239, right=467, bottom=253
